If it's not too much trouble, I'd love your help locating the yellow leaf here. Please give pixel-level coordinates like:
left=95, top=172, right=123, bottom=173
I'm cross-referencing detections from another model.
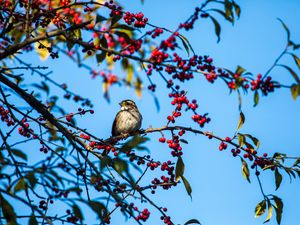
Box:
left=126, top=64, right=134, bottom=85
left=34, top=40, right=50, bottom=61
left=106, top=55, right=114, bottom=70
left=255, top=200, right=266, bottom=218
left=134, top=77, right=143, bottom=98
left=103, top=81, right=108, bottom=93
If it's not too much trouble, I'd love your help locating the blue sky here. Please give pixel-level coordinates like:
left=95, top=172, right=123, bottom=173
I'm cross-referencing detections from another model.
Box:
left=6, top=0, right=300, bottom=225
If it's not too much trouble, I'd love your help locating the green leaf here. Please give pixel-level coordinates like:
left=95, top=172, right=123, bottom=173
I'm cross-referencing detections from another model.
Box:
left=67, top=41, right=75, bottom=51
left=73, top=204, right=84, bottom=222
left=121, top=135, right=149, bottom=152
left=111, top=24, right=136, bottom=31
left=14, top=177, right=26, bottom=193
left=179, top=35, right=190, bottom=56
left=11, top=149, right=27, bottom=161
left=178, top=34, right=195, bottom=55
left=31, top=81, right=49, bottom=95
left=254, top=91, right=259, bottom=107
left=224, top=0, right=233, bottom=20
left=244, top=134, right=260, bottom=148
left=236, top=65, right=245, bottom=75
left=241, top=158, right=250, bottom=183
left=87, top=201, right=108, bottom=220
left=255, top=200, right=266, bottom=218
left=184, top=219, right=201, bottom=225
left=96, top=51, right=107, bottom=64
left=100, top=156, right=112, bottom=171
left=275, top=168, right=282, bottom=191
left=273, top=195, right=283, bottom=225
left=96, top=14, right=107, bottom=23
left=115, top=31, right=132, bottom=43
left=29, top=214, right=38, bottom=225
left=278, top=64, right=300, bottom=84
left=237, top=112, right=245, bottom=131
left=179, top=139, right=189, bottom=144
left=126, top=64, right=134, bottom=85
left=209, top=16, right=221, bottom=43
left=0, top=194, right=17, bottom=223
left=232, top=1, right=241, bottom=18
left=113, top=158, right=128, bottom=175
left=264, top=200, right=273, bottom=223
left=175, top=156, right=185, bottom=182
left=111, top=14, right=123, bottom=26
left=237, top=133, right=245, bottom=147
left=182, top=175, right=192, bottom=198
left=101, top=36, right=108, bottom=49
left=277, top=18, right=290, bottom=41
left=293, top=158, right=300, bottom=167
left=208, top=9, right=232, bottom=23
left=26, top=172, right=37, bottom=189
left=291, top=53, right=300, bottom=69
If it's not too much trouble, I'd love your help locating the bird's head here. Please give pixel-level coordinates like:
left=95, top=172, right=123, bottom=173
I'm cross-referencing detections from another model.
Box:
left=119, top=99, right=137, bottom=110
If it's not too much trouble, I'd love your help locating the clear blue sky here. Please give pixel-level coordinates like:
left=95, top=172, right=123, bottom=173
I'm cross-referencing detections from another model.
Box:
left=10, top=0, right=300, bottom=225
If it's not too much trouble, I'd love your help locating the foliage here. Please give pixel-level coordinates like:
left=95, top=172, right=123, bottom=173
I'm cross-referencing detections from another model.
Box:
left=0, top=0, right=300, bottom=224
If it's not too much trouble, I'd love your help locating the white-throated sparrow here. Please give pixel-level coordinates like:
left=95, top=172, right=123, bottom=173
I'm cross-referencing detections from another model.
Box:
left=111, top=99, right=142, bottom=136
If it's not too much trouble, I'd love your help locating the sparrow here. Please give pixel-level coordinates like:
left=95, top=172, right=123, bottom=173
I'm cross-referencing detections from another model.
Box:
left=111, top=99, right=142, bottom=136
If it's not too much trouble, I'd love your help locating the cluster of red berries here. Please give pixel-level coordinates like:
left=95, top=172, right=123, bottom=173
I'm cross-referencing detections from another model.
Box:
left=38, top=200, right=49, bottom=210
left=0, top=0, right=12, bottom=8
left=123, top=12, right=148, bottom=28
left=112, top=181, right=127, bottom=193
left=52, top=187, right=73, bottom=198
left=0, top=105, right=15, bottom=126
left=218, top=142, right=228, bottom=151
left=161, top=215, right=172, bottom=225
left=92, top=176, right=110, bottom=192
left=150, top=49, right=169, bottom=64
left=58, top=163, right=71, bottom=172
left=160, top=161, right=174, bottom=175
left=80, top=133, right=90, bottom=140
left=65, top=209, right=80, bottom=223
left=52, top=15, right=66, bottom=28
left=148, top=28, right=164, bottom=39
left=251, top=74, right=275, bottom=95
left=65, top=113, right=73, bottom=122
left=252, top=155, right=275, bottom=172
left=18, top=119, right=33, bottom=138
left=179, top=7, right=201, bottom=30
left=89, top=141, right=119, bottom=156
left=151, top=175, right=175, bottom=192
left=136, top=208, right=150, bottom=221
left=167, top=54, right=216, bottom=83
left=166, top=135, right=183, bottom=157
left=125, top=39, right=143, bottom=55
left=104, top=0, right=122, bottom=17
left=168, top=92, right=210, bottom=127
left=191, top=114, right=210, bottom=127
left=40, top=146, right=48, bottom=154
left=147, top=84, right=156, bottom=92
left=160, top=35, right=178, bottom=51
left=205, top=72, right=217, bottom=83
left=230, top=148, right=241, bottom=157
left=147, top=161, right=160, bottom=170
left=60, top=0, right=70, bottom=6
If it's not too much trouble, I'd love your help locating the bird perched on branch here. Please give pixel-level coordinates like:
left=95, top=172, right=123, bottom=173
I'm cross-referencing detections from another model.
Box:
left=111, top=99, right=142, bottom=137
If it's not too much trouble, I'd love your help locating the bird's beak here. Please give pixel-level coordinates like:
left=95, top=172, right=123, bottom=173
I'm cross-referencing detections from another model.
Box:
left=119, top=102, right=122, bottom=106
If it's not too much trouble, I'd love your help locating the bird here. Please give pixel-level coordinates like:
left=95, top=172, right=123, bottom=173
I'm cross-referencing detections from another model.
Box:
left=111, top=99, right=142, bottom=136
